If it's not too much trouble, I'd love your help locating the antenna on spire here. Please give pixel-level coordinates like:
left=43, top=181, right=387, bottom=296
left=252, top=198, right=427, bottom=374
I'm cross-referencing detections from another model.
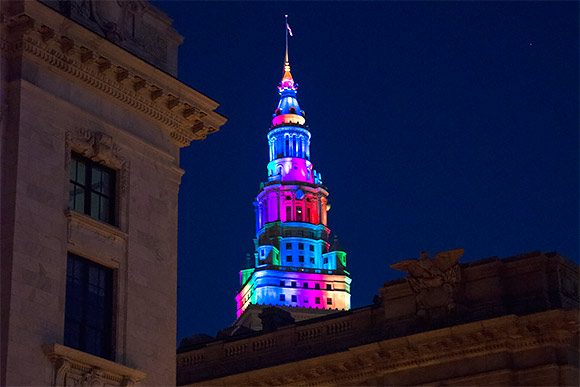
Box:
left=285, top=15, right=289, bottom=64
left=284, top=15, right=293, bottom=66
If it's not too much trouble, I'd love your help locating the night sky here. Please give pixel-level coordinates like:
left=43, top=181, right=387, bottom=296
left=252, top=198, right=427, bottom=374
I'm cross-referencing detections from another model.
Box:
left=152, top=1, right=578, bottom=343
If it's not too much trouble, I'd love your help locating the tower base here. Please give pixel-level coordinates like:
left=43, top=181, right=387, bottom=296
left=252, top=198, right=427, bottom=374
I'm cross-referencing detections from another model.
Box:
left=235, top=304, right=342, bottom=331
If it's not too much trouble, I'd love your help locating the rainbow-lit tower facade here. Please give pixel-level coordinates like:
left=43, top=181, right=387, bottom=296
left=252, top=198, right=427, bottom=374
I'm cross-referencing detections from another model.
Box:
left=235, top=53, right=351, bottom=324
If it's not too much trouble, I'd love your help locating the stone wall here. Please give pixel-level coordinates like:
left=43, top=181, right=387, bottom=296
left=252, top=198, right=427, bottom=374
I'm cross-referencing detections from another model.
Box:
left=0, top=1, right=225, bottom=385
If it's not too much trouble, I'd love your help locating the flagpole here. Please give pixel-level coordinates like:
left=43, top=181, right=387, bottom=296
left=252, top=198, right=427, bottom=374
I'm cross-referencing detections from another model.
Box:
left=285, top=14, right=289, bottom=64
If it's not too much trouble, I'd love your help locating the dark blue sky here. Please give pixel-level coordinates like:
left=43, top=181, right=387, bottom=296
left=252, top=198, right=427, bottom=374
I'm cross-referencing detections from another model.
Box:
left=153, top=1, right=578, bottom=342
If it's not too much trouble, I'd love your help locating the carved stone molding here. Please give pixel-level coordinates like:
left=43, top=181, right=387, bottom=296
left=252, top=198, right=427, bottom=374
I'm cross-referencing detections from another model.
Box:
left=1, top=10, right=225, bottom=146
left=235, top=310, right=579, bottom=387
left=44, top=344, right=146, bottom=386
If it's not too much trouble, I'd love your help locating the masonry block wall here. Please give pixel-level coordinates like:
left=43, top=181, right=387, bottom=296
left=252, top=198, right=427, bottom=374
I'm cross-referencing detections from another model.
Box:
left=1, top=1, right=225, bottom=385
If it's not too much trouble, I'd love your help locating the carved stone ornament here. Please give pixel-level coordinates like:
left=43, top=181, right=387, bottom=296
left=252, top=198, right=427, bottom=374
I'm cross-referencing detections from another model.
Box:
left=66, top=129, right=124, bottom=168
left=391, top=248, right=463, bottom=319
left=44, top=344, right=145, bottom=386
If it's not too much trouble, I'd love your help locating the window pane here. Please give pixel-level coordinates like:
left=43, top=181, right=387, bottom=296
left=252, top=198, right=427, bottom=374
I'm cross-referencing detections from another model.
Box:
left=64, top=320, right=80, bottom=349
left=91, top=168, right=102, bottom=193
left=90, top=192, right=100, bottom=219
left=69, top=184, right=85, bottom=212
left=88, top=266, right=99, bottom=286
left=101, top=170, right=113, bottom=198
left=99, top=196, right=111, bottom=223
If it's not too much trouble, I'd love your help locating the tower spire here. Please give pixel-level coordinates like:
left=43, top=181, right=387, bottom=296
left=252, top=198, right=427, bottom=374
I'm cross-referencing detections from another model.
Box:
left=285, top=15, right=290, bottom=65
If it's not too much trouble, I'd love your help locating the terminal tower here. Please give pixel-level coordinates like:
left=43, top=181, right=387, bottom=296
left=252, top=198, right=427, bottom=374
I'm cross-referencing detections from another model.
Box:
left=235, top=50, right=352, bottom=329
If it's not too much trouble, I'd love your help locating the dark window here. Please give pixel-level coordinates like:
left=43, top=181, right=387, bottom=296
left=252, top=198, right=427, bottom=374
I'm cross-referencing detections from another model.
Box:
left=323, top=257, right=328, bottom=264
left=327, top=298, right=332, bottom=305
left=289, top=107, right=296, bottom=114
left=286, top=255, right=292, bottom=262
left=306, top=207, right=311, bottom=222
left=70, top=153, right=116, bottom=225
left=315, top=283, right=320, bottom=290
left=279, top=280, right=285, bottom=286
left=291, top=295, right=297, bottom=302
left=299, top=256, right=304, bottom=263
left=309, top=245, right=315, bottom=252
left=310, top=257, right=315, bottom=264
left=315, top=297, right=321, bottom=304
left=326, top=284, right=332, bottom=290
left=298, top=243, right=304, bottom=250
left=303, top=282, right=308, bottom=288
left=280, top=294, right=285, bottom=301
left=296, top=207, right=303, bottom=221
left=286, top=243, right=292, bottom=249
left=291, top=281, right=297, bottom=287
left=64, top=253, right=113, bottom=360
left=286, top=206, right=292, bottom=221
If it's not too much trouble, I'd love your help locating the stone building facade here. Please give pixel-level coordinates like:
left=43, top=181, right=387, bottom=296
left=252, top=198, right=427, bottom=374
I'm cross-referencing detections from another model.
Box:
left=177, top=251, right=579, bottom=386
left=0, top=0, right=225, bottom=385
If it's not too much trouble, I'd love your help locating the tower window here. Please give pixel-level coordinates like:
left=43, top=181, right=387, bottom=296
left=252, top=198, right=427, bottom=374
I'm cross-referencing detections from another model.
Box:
left=286, top=243, right=292, bottom=249
left=323, top=257, right=328, bottom=264
left=286, top=255, right=292, bottom=262
left=70, top=153, right=116, bottom=225
left=309, top=245, right=314, bottom=252
left=275, top=108, right=281, bottom=115
left=303, top=283, right=308, bottom=288
left=315, top=283, right=320, bottom=290
left=64, top=253, right=113, bottom=360
left=280, top=294, right=285, bottom=301
left=327, top=298, right=332, bottom=305
left=286, top=206, right=292, bottom=221
left=299, top=256, right=304, bottom=263
left=291, top=281, right=296, bottom=287
left=291, top=295, right=297, bottom=302
left=315, top=297, right=321, bottom=304
left=289, top=107, right=296, bottom=114
left=298, top=243, right=304, bottom=250
left=310, top=257, right=315, bottom=264
left=326, top=284, right=332, bottom=290
left=280, top=280, right=285, bottom=286
left=296, top=207, right=303, bottom=221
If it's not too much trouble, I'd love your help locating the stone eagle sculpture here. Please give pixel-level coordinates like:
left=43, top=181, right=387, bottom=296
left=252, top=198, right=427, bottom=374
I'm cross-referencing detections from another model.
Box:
left=391, top=248, right=464, bottom=318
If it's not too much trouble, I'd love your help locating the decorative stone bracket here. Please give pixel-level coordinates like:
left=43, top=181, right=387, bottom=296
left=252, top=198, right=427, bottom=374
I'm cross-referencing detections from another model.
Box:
left=43, top=344, right=146, bottom=386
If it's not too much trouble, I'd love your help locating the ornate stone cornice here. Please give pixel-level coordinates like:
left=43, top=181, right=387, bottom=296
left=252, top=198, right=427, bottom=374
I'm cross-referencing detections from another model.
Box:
left=1, top=7, right=227, bottom=147
left=180, top=310, right=579, bottom=386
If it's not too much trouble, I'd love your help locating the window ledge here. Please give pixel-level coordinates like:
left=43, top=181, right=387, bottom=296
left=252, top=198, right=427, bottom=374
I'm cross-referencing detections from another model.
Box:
left=43, top=344, right=146, bottom=386
left=66, top=210, right=128, bottom=240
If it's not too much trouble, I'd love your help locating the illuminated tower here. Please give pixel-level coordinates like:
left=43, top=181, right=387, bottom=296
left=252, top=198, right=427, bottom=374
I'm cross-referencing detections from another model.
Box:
left=235, top=41, right=351, bottom=327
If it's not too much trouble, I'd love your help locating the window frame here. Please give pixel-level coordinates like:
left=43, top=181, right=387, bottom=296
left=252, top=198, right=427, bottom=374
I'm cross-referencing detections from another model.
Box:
left=64, top=253, right=114, bottom=360
left=69, top=152, right=117, bottom=225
